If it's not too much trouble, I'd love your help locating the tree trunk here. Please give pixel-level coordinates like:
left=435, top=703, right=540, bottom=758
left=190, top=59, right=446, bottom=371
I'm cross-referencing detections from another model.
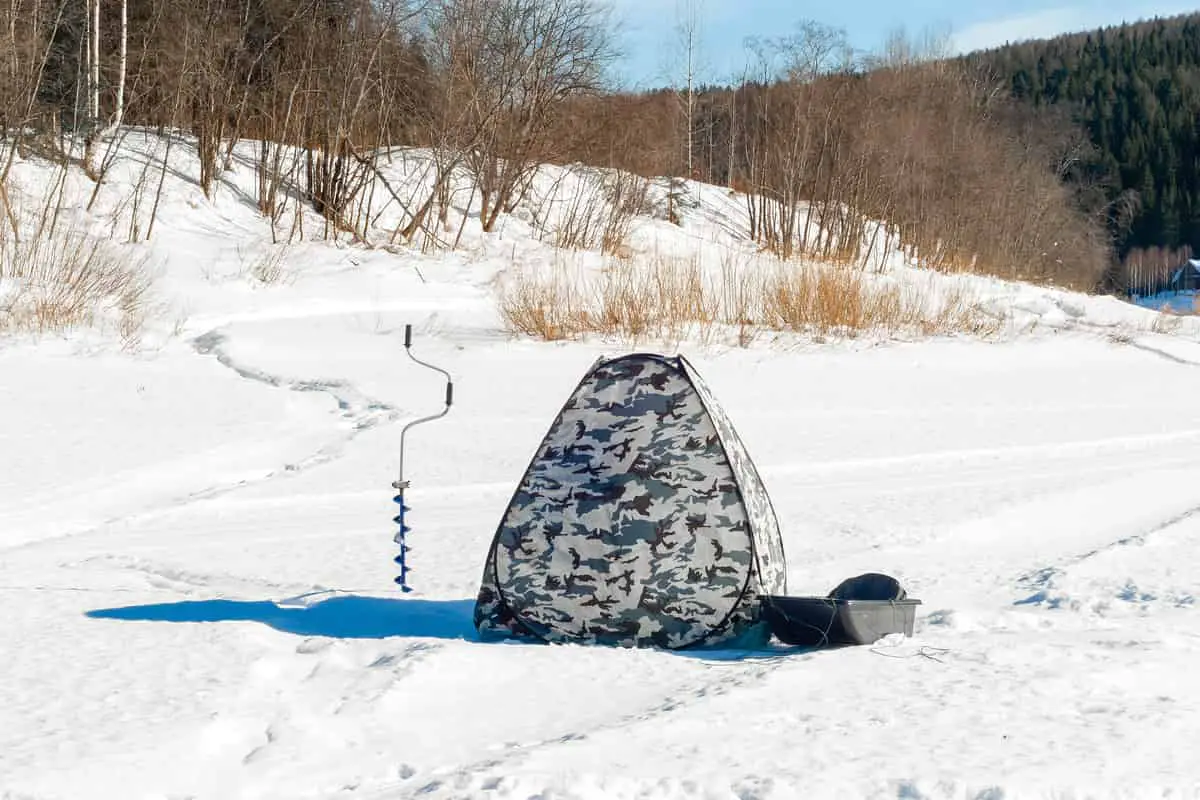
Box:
left=99, top=0, right=127, bottom=138
left=90, top=0, right=100, bottom=122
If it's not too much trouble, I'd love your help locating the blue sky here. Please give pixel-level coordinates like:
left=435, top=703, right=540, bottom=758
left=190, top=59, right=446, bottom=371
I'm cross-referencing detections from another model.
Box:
left=607, top=0, right=1199, bottom=88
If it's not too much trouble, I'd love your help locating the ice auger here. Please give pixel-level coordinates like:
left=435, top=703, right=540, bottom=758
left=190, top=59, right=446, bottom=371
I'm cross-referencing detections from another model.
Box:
left=393, top=324, right=453, bottom=592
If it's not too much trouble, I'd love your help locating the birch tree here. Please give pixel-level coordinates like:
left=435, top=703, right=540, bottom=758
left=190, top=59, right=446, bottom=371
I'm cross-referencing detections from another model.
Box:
left=98, top=0, right=127, bottom=138
left=673, top=0, right=701, bottom=178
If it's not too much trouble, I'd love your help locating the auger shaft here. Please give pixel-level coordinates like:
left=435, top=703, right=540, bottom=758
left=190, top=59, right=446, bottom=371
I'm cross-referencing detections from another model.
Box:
left=393, top=324, right=453, bottom=592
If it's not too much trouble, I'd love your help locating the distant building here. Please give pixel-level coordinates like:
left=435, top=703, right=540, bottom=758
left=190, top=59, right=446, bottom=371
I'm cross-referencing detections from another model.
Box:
left=1169, top=259, right=1200, bottom=291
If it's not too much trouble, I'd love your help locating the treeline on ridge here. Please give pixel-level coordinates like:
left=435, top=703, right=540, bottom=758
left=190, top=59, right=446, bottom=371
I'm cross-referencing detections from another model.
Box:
left=968, top=12, right=1200, bottom=295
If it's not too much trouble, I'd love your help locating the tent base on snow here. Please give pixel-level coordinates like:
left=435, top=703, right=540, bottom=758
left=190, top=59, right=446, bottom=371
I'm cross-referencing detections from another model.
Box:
left=473, top=352, right=786, bottom=650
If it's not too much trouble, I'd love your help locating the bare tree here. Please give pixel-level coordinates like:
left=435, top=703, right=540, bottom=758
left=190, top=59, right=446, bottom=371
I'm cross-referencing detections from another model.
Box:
left=673, top=0, right=702, bottom=178
left=775, top=20, right=852, bottom=82
left=89, top=0, right=100, bottom=122
left=418, top=0, right=614, bottom=238
left=97, top=0, right=128, bottom=139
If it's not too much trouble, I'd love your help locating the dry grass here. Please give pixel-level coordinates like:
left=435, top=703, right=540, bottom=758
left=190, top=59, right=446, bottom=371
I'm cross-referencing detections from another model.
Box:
left=761, top=266, right=995, bottom=338
left=533, top=167, right=649, bottom=257
left=500, top=252, right=714, bottom=343
left=0, top=222, right=151, bottom=343
left=497, top=264, right=584, bottom=341
left=497, top=248, right=998, bottom=345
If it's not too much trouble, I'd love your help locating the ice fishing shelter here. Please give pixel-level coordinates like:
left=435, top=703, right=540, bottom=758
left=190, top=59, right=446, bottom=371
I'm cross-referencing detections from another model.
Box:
left=473, top=353, right=787, bottom=650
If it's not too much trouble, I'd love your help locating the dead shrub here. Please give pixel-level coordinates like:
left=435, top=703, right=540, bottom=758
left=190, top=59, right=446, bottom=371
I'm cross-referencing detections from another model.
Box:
left=534, top=166, right=649, bottom=256
left=599, top=171, right=650, bottom=255
left=497, top=247, right=996, bottom=344
left=762, top=265, right=868, bottom=332
left=547, top=176, right=607, bottom=251
left=238, top=242, right=292, bottom=285
left=760, top=265, right=998, bottom=338
left=0, top=222, right=150, bottom=342
left=496, top=258, right=585, bottom=340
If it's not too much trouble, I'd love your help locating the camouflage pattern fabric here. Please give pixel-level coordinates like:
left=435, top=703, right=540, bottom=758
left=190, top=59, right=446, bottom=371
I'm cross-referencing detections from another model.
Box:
left=682, top=356, right=787, bottom=596
left=473, top=353, right=787, bottom=650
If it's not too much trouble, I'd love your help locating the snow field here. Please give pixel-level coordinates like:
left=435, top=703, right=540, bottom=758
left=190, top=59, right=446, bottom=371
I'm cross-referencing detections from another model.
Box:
left=3, top=136, right=1200, bottom=798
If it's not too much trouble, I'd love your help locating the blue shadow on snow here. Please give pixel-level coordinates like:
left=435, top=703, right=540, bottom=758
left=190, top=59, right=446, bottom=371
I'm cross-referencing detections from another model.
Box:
left=86, top=596, right=813, bottom=660
left=87, top=596, right=478, bottom=641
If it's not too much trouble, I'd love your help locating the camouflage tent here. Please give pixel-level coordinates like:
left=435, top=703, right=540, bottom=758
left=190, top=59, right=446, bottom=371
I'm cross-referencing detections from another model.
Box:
left=473, top=353, right=787, bottom=650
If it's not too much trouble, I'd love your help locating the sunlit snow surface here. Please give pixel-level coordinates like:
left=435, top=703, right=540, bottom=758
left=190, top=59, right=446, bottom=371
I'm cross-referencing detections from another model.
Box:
left=4, top=136, right=1200, bottom=799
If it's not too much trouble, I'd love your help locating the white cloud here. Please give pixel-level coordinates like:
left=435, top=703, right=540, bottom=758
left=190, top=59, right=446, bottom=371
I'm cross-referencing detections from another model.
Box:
left=951, top=3, right=1198, bottom=54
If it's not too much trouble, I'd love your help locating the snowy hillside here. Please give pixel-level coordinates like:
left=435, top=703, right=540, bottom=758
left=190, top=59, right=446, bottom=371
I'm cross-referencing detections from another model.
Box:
left=5, top=134, right=1200, bottom=799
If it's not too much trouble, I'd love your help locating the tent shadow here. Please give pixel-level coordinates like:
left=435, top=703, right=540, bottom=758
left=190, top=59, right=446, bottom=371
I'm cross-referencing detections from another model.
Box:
left=86, top=597, right=816, bottom=659
left=673, top=640, right=822, bottom=662
left=86, top=595, right=479, bottom=641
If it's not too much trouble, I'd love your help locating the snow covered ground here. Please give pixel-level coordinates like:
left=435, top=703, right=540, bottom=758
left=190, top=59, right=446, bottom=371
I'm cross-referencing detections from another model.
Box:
left=5, top=136, right=1200, bottom=799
